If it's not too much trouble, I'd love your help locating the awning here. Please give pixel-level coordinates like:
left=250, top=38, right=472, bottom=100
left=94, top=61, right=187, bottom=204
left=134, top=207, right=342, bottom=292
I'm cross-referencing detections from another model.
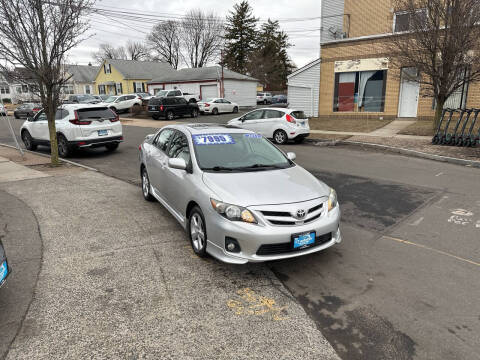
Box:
left=99, top=81, right=116, bottom=86
left=334, top=58, right=389, bottom=73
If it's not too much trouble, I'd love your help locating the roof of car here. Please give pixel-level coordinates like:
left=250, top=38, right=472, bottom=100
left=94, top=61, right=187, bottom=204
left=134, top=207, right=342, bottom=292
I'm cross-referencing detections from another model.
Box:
left=171, top=123, right=253, bottom=135
left=59, top=103, right=110, bottom=110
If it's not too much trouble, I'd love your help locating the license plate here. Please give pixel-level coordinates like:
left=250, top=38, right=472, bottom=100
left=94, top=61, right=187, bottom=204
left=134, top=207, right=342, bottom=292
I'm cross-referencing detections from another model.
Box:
left=0, top=260, right=8, bottom=283
left=150, top=106, right=156, bottom=110
left=98, top=130, right=108, bottom=136
left=293, top=232, right=316, bottom=249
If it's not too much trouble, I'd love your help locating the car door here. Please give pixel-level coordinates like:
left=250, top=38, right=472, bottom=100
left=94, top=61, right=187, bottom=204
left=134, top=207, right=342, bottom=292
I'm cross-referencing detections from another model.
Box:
left=145, top=128, right=175, bottom=200
left=222, top=99, right=233, bottom=112
left=177, top=98, right=189, bottom=116
left=115, top=96, right=127, bottom=110
left=30, top=111, right=49, bottom=140
left=163, top=130, right=192, bottom=218
left=239, top=109, right=265, bottom=133
left=262, top=109, right=285, bottom=138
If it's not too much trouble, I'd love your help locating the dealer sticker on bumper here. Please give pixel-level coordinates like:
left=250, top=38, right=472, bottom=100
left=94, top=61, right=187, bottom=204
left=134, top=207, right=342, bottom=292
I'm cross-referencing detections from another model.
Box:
left=0, top=260, right=8, bottom=283
left=293, top=232, right=316, bottom=249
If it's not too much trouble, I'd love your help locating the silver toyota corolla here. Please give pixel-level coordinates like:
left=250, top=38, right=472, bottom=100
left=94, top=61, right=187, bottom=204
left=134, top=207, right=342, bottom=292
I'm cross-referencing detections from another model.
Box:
left=139, top=124, right=341, bottom=264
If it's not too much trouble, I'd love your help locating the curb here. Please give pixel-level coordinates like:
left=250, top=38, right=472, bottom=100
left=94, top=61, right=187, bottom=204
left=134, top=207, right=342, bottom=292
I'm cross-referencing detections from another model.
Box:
left=336, top=140, right=480, bottom=168
left=0, top=143, right=99, bottom=172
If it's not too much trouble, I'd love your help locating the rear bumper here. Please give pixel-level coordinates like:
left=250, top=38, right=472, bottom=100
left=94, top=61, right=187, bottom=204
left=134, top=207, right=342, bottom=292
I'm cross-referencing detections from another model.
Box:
left=70, top=136, right=123, bottom=148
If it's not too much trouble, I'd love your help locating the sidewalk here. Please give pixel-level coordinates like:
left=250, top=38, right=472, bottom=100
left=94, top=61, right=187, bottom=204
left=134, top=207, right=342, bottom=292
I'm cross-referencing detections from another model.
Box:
left=0, top=146, right=339, bottom=359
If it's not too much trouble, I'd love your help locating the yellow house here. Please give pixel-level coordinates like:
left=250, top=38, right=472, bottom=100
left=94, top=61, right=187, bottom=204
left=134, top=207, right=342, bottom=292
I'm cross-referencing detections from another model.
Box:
left=94, top=59, right=174, bottom=96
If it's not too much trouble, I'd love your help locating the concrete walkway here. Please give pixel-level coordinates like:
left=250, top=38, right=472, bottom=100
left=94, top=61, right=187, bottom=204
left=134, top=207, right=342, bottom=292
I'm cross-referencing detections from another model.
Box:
left=0, top=147, right=339, bottom=359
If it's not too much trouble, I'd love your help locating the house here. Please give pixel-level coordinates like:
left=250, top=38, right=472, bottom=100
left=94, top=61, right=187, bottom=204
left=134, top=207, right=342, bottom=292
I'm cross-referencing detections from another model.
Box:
left=147, top=66, right=258, bottom=107
left=319, top=0, right=478, bottom=120
left=63, top=64, right=99, bottom=96
left=5, top=68, right=39, bottom=104
left=94, top=59, right=175, bottom=96
left=287, top=59, right=320, bottom=117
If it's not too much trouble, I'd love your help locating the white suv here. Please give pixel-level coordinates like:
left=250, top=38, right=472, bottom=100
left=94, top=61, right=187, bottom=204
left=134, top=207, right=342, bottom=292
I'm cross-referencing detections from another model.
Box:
left=101, top=94, right=142, bottom=113
left=20, top=104, right=123, bottom=157
left=228, top=108, right=310, bottom=144
left=256, top=92, right=273, bottom=105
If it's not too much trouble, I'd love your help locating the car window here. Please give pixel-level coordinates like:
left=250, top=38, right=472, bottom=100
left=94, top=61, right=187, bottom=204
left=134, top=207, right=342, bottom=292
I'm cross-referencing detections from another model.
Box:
left=55, top=109, right=68, bottom=119
left=223, top=99, right=231, bottom=104
left=167, top=91, right=175, bottom=97
left=264, top=110, right=284, bottom=119
left=77, top=107, right=115, bottom=120
left=243, top=110, right=264, bottom=121
left=174, top=90, right=182, bottom=96
left=290, top=111, right=307, bottom=119
left=167, top=131, right=191, bottom=163
left=35, top=111, right=47, bottom=121
left=214, top=100, right=221, bottom=103
left=154, top=129, right=175, bottom=152
left=117, top=96, right=126, bottom=102
left=178, top=98, right=188, bottom=105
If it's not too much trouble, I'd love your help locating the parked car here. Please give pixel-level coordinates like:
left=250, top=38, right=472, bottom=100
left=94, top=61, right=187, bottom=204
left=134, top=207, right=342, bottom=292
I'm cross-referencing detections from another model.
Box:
left=98, top=94, right=111, bottom=101
left=0, top=103, right=6, bottom=116
left=257, top=92, right=273, bottom=105
left=148, top=97, right=199, bottom=120
left=65, top=94, right=100, bottom=104
left=272, top=94, right=288, bottom=104
left=13, top=103, right=42, bottom=119
left=198, top=98, right=239, bottom=115
left=228, top=108, right=310, bottom=145
left=139, top=124, right=341, bottom=264
left=100, top=94, right=142, bottom=114
left=0, top=239, right=11, bottom=288
left=20, top=104, right=123, bottom=157
left=154, top=89, right=200, bottom=103
left=135, top=92, right=153, bottom=102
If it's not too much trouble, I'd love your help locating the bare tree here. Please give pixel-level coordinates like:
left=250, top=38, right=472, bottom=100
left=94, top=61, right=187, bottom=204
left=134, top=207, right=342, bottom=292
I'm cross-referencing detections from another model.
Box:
left=387, top=0, right=480, bottom=126
left=0, top=0, right=93, bottom=165
left=92, top=43, right=124, bottom=64
left=180, top=10, right=224, bottom=68
left=125, top=40, right=150, bottom=61
left=147, top=20, right=181, bottom=69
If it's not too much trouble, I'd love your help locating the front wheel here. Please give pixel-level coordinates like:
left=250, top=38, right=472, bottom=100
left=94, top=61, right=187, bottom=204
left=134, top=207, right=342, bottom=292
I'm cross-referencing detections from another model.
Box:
left=57, top=134, right=70, bottom=158
left=22, top=130, right=37, bottom=150
left=232, top=106, right=238, bottom=113
left=188, top=206, right=207, bottom=257
left=191, top=109, right=199, bottom=118
left=263, top=100, right=267, bottom=105
left=212, top=108, right=219, bottom=115
left=273, top=129, right=288, bottom=145
left=166, top=111, right=174, bottom=120
left=141, top=167, right=155, bottom=202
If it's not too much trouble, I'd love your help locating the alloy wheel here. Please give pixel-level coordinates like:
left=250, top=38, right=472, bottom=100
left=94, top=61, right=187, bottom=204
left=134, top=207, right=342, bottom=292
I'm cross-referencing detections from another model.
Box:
left=274, top=130, right=287, bottom=144
left=190, top=213, right=205, bottom=251
left=142, top=171, right=149, bottom=198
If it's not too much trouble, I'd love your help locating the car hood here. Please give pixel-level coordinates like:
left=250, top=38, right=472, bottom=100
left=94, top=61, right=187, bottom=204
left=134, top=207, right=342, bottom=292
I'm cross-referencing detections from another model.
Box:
left=202, top=165, right=330, bottom=207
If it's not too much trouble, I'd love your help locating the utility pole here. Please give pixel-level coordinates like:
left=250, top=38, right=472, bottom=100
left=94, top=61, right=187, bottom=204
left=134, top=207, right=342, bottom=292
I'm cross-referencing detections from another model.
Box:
left=220, top=49, right=225, bottom=98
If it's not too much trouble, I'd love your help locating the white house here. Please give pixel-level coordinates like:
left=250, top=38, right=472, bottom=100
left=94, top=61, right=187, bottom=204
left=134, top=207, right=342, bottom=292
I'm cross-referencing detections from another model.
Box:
left=64, top=64, right=99, bottom=97
left=287, top=58, right=320, bottom=117
left=147, top=66, right=258, bottom=107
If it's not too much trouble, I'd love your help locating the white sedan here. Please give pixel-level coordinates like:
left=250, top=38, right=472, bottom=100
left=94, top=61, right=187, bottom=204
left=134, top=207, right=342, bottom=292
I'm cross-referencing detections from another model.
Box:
left=198, top=98, right=239, bottom=115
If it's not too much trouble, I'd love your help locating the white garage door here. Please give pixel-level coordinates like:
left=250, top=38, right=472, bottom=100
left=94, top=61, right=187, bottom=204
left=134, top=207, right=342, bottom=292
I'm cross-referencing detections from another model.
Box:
left=200, top=85, right=218, bottom=100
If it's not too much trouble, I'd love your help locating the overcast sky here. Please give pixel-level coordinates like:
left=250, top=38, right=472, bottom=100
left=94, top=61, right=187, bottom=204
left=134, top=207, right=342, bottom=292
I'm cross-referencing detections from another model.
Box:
left=68, top=0, right=321, bottom=70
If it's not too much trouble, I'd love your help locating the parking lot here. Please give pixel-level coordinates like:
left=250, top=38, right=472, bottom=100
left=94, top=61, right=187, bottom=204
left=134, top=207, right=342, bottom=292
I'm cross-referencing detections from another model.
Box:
left=1, top=112, right=480, bottom=359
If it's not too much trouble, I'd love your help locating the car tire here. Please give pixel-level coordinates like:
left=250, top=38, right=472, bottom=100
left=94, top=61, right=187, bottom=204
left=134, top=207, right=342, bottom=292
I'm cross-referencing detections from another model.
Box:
left=152, top=114, right=160, bottom=120
left=14, top=113, right=19, bottom=119
left=212, top=108, right=219, bottom=115
left=233, top=106, right=238, bottom=113
left=57, top=134, right=70, bottom=158
left=188, top=206, right=207, bottom=257
left=273, top=129, right=288, bottom=145
left=141, top=167, right=155, bottom=202
left=21, top=130, right=37, bottom=150
left=191, top=109, right=199, bottom=118
left=105, top=143, right=119, bottom=151
left=166, top=111, right=174, bottom=120
left=263, top=100, right=267, bottom=105
left=110, top=107, right=117, bottom=114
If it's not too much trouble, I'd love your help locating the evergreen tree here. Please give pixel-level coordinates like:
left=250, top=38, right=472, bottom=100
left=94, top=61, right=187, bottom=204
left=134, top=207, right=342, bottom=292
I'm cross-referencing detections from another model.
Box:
left=249, top=19, right=295, bottom=90
left=223, top=1, right=258, bottom=74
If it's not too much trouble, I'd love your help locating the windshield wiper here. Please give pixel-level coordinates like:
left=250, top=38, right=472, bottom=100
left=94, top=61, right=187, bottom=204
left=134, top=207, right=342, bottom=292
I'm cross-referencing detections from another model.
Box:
left=236, top=164, right=287, bottom=171
left=202, top=166, right=234, bottom=172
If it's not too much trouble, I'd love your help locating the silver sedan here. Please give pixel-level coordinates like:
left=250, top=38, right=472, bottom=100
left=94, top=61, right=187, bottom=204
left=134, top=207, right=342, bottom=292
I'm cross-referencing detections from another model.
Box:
left=139, top=124, right=341, bottom=264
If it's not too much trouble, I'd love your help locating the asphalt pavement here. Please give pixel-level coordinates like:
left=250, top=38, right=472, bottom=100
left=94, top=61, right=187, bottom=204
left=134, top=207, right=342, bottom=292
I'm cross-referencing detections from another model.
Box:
left=1, top=114, right=480, bottom=359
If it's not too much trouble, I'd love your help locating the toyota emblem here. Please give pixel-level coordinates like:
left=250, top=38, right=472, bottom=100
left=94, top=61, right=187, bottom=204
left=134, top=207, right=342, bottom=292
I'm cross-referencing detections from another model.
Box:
left=295, top=209, right=307, bottom=219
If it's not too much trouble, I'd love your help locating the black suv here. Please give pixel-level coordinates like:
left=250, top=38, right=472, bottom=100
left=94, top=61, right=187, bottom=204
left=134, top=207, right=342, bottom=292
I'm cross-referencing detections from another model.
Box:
left=148, top=97, right=199, bottom=120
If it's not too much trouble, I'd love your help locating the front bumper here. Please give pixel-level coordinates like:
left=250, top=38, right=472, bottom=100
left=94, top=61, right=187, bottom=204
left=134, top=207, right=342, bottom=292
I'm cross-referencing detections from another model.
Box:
left=205, top=204, right=341, bottom=264
left=71, top=136, right=123, bottom=148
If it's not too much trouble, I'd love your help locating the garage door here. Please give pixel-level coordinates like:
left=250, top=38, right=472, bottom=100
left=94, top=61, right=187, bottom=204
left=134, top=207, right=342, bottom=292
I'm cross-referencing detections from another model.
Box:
left=200, top=85, right=218, bottom=100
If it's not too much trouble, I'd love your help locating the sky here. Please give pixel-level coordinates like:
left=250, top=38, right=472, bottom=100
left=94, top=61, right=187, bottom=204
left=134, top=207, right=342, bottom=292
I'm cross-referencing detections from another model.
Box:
left=68, top=0, right=321, bottom=70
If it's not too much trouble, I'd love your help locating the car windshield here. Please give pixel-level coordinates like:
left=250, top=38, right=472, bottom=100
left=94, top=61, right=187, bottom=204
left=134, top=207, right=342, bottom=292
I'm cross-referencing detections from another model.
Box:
left=78, top=95, right=95, bottom=101
left=76, top=107, right=115, bottom=119
left=156, top=90, right=169, bottom=97
left=192, top=133, right=292, bottom=172
left=104, top=96, right=117, bottom=103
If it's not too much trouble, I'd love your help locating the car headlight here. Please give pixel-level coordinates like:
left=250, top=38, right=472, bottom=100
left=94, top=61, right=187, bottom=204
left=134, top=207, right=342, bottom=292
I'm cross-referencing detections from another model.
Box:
left=328, top=188, right=337, bottom=212
left=210, top=199, right=257, bottom=224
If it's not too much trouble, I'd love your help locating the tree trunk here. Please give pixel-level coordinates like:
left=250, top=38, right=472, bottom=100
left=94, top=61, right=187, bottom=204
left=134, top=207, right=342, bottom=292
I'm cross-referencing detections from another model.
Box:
left=46, top=95, right=59, bottom=166
left=434, top=96, right=446, bottom=131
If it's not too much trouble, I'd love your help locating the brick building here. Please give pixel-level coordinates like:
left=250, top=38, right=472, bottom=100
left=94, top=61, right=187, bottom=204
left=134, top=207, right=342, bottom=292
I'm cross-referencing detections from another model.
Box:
left=319, top=0, right=477, bottom=120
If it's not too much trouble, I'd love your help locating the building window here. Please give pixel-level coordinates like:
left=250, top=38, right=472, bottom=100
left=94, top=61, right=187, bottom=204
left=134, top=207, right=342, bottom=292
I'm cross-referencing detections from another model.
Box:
left=16, top=86, right=22, bottom=93
left=116, top=83, right=123, bottom=95
left=394, top=9, right=427, bottom=33
left=134, top=82, right=143, bottom=92
left=334, top=70, right=387, bottom=112
left=85, top=85, right=91, bottom=94
left=62, top=84, right=75, bottom=95
left=98, top=85, right=106, bottom=94
left=22, top=85, right=28, bottom=93
left=0, top=86, right=9, bottom=94
left=104, top=63, right=111, bottom=74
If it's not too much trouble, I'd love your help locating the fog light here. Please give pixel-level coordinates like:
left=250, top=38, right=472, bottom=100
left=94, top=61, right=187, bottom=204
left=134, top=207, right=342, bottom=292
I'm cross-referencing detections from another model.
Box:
left=225, top=237, right=241, bottom=253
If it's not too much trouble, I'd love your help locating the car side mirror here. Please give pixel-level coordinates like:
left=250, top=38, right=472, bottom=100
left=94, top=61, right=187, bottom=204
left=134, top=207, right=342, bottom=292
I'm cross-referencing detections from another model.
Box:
left=286, top=152, right=296, bottom=161
left=27, top=117, right=34, bottom=122
left=145, top=134, right=155, bottom=142
left=168, top=158, right=187, bottom=170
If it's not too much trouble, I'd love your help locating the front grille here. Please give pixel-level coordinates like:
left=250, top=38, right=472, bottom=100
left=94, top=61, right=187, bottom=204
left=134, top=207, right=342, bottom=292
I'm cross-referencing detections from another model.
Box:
left=256, top=232, right=332, bottom=256
left=261, top=210, right=291, bottom=217
left=259, top=201, right=325, bottom=226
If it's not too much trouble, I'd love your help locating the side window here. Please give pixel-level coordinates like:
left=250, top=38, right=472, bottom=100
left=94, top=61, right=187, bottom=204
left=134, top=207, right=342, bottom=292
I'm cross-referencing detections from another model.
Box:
left=35, top=111, right=47, bottom=121
left=244, top=110, right=264, bottom=121
left=264, top=110, right=284, bottom=119
left=55, top=109, right=65, bottom=120
left=167, top=91, right=175, bottom=97
left=167, top=131, right=191, bottom=163
left=154, top=129, right=174, bottom=152
left=174, top=90, right=182, bottom=96
left=223, top=100, right=231, bottom=104
left=214, top=100, right=221, bottom=103
left=178, top=98, right=188, bottom=105
left=117, top=96, right=126, bottom=102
